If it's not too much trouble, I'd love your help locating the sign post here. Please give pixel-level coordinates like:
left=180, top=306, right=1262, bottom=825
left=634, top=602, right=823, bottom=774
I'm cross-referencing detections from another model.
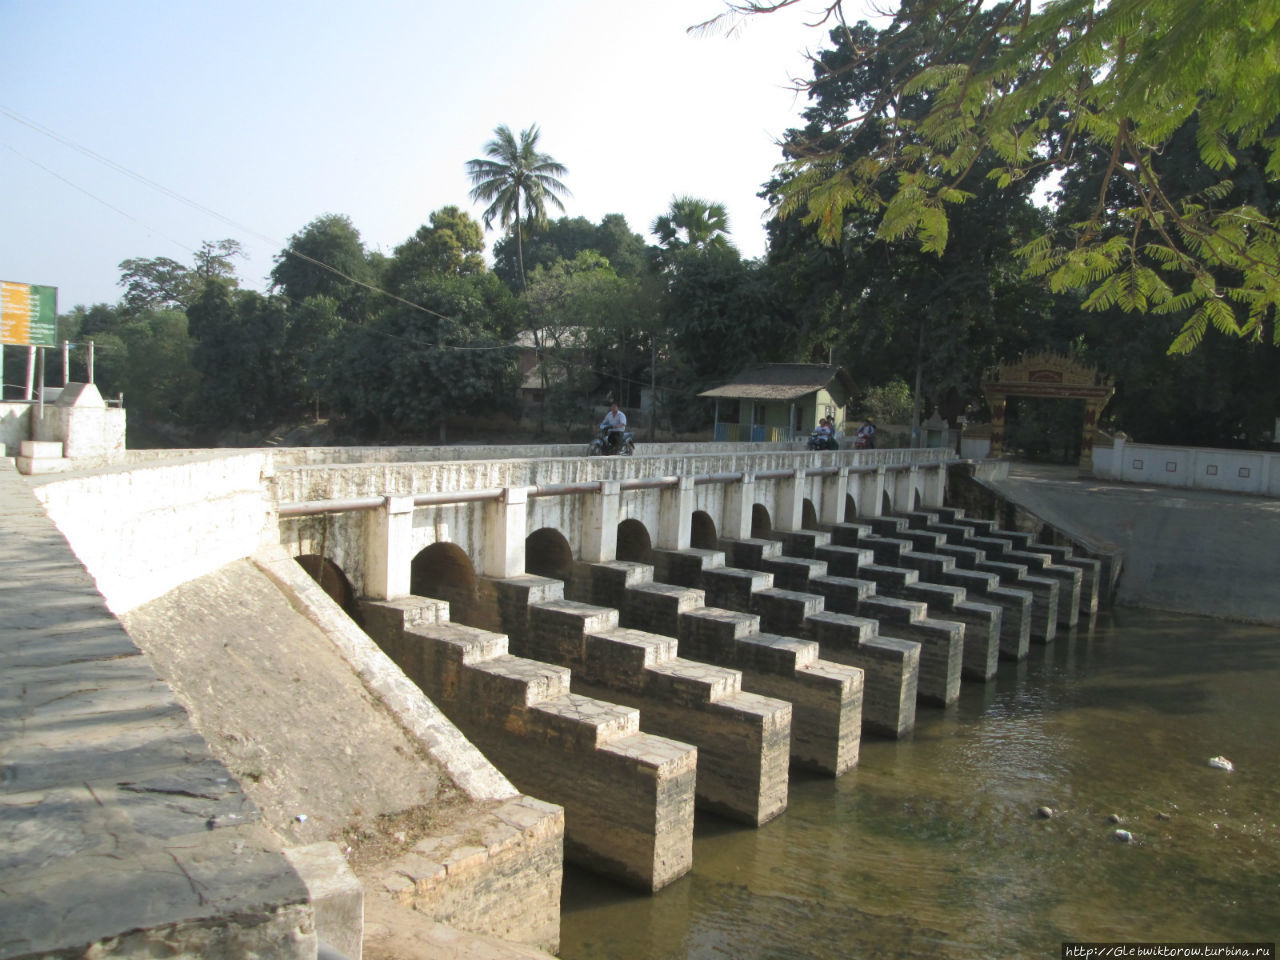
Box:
left=2, top=282, right=58, bottom=402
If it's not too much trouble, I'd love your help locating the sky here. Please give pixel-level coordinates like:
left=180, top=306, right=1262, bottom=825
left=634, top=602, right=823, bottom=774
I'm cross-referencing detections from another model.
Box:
left=1, top=0, right=888, bottom=313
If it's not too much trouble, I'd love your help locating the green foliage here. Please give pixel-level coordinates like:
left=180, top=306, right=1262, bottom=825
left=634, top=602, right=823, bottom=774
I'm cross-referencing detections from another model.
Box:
left=269, top=214, right=373, bottom=320
left=725, top=0, right=1280, bottom=351
left=860, top=378, right=915, bottom=425
left=466, top=124, right=570, bottom=289
left=652, top=196, right=732, bottom=255
left=324, top=272, right=517, bottom=435
left=387, top=207, right=487, bottom=292
left=493, top=214, right=650, bottom=290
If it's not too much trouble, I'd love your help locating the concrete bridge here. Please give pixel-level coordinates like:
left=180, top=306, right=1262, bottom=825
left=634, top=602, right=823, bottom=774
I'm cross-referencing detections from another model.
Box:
left=4, top=439, right=1113, bottom=958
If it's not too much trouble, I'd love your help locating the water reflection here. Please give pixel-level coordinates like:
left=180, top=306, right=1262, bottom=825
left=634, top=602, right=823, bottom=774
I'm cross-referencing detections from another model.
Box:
left=560, top=610, right=1280, bottom=959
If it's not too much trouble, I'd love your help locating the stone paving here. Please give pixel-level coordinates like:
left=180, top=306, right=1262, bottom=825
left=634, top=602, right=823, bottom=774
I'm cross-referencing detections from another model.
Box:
left=0, top=461, right=315, bottom=958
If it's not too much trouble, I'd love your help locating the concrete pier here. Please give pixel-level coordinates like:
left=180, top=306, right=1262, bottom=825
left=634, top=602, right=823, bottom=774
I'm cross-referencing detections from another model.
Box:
left=823, top=522, right=1005, bottom=678
left=710, top=534, right=964, bottom=706
left=652, top=546, right=923, bottom=735
left=520, top=598, right=792, bottom=826
left=571, top=558, right=864, bottom=775
left=360, top=597, right=697, bottom=892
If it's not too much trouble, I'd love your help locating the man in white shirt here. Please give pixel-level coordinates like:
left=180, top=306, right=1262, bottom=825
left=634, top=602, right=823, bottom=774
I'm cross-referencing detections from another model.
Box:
left=600, top=401, right=627, bottom=452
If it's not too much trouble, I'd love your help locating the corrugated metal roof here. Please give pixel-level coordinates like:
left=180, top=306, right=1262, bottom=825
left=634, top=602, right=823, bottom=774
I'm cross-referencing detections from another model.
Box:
left=698, top=364, right=852, bottom=402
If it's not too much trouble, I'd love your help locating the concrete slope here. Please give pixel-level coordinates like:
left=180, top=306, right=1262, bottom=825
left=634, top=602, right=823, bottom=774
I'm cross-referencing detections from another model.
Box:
left=982, top=464, right=1280, bottom=624
left=120, top=558, right=474, bottom=846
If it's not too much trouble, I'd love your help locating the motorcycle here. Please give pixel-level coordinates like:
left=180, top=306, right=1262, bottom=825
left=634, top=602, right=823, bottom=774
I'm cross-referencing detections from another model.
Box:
left=588, top=427, right=635, bottom=456
left=807, top=431, right=838, bottom=451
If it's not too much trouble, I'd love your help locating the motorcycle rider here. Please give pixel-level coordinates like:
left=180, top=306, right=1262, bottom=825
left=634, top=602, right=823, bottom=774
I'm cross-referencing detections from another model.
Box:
left=600, top=401, right=628, bottom=453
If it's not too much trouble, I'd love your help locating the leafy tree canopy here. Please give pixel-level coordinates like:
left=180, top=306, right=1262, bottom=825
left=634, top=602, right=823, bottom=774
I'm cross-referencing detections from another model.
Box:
left=708, top=0, right=1280, bottom=351
left=387, top=206, right=487, bottom=291
left=270, top=213, right=372, bottom=317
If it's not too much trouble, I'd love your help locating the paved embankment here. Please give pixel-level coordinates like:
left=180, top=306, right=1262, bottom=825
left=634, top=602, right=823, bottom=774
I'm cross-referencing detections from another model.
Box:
left=0, top=461, right=315, bottom=958
left=981, top=464, right=1280, bottom=624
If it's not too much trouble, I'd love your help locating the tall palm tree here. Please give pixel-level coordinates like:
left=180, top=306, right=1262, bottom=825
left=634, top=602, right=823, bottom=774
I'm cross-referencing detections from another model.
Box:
left=651, top=195, right=731, bottom=251
left=466, top=124, right=570, bottom=289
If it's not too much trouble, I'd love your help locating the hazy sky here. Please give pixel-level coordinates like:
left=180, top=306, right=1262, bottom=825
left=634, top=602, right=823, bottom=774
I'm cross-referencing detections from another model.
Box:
left=1, top=0, right=887, bottom=312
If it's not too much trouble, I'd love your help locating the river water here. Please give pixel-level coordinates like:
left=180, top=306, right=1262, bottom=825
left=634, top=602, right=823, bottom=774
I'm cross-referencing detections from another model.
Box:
left=559, top=609, right=1280, bottom=959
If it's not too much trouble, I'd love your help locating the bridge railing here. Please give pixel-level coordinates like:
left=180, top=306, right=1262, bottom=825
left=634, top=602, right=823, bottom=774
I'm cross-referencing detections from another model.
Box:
left=277, top=462, right=929, bottom=518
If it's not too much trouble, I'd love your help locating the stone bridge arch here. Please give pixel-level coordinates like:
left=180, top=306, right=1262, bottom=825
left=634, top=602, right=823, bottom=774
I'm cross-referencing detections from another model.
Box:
left=617, top=518, right=654, bottom=563
left=296, top=554, right=358, bottom=617
left=751, top=504, right=773, bottom=538
left=410, top=542, right=476, bottom=613
left=983, top=351, right=1114, bottom=471
left=526, top=527, right=574, bottom=581
left=691, top=510, right=718, bottom=550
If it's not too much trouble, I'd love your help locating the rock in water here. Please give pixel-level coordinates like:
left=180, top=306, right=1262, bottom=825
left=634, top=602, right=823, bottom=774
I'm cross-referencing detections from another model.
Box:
left=1114, top=829, right=1133, bottom=842
left=1208, top=756, right=1234, bottom=772
left=1037, top=806, right=1055, bottom=819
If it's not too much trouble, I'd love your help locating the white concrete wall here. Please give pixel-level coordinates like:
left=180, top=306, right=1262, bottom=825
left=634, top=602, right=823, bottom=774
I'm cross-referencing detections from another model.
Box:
left=0, top=401, right=31, bottom=457
left=1097, top=438, right=1280, bottom=496
left=274, top=447, right=953, bottom=596
left=30, top=452, right=277, bottom=614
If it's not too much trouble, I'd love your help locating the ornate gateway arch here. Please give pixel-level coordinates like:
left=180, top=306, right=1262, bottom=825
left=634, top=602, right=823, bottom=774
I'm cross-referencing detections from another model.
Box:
left=982, top=352, right=1115, bottom=471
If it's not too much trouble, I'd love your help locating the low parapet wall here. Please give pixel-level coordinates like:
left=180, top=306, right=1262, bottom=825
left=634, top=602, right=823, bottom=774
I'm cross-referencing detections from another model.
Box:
left=29, top=452, right=277, bottom=614
left=1094, top=438, right=1280, bottom=497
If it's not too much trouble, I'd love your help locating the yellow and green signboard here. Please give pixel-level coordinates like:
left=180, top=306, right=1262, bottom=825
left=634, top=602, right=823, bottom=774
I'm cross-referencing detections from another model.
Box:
left=1, top=282, right=58, bottom=347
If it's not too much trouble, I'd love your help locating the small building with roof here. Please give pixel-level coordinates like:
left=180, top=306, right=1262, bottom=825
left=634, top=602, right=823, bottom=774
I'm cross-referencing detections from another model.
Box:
left=698, top=363, right=855, bottom=442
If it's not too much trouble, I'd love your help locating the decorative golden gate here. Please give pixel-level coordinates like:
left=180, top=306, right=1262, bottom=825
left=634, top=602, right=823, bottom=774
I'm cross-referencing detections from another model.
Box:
left=982, top=352, right=1115, bottom=471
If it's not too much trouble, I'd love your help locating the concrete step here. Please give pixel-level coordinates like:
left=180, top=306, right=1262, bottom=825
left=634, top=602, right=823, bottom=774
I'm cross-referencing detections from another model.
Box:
left=524, top=599, right=791, bottom=826
left=767, top=528, right=832, bottom=559
left=813, top=543, right=874, bottom=578
left=651, top=547, right=725, bottom=589
left=719, top=537, right=783, bottom=568
left=701, top=566, right=774, bottom=610
left=627, top=574, right=865, bottom=776
left=759, top=555, right=829, bottom=592
left=362, top=597, right=697, bottom=892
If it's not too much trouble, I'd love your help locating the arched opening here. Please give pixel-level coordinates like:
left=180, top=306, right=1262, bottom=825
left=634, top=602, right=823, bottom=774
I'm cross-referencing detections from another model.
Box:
left=801, top=499, right=819, bottom=530
left=910, top=487, right=920, bottom=512
left=751, top=504, right=772, bottom=538
left=296, top=555, right=358, bottom=619
left=410, top=542, right=476, bottom=612
left=844, top=494, right=857, bottom=523
left=691, top=510, right=718, bottom=550
left=525, top=527, right=574, bottom=581
left=616, top=519, right=653, bottom=563
left=881, top=489, right=893, bottom=516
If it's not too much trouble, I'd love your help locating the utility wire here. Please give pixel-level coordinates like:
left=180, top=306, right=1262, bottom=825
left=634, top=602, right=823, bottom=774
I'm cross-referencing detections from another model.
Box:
left=0, top=105, right=508, bottom=348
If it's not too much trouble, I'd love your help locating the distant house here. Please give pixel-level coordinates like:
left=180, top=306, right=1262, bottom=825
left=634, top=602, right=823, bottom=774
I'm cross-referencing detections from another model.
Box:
left=699, top=363, right=855, bottom=442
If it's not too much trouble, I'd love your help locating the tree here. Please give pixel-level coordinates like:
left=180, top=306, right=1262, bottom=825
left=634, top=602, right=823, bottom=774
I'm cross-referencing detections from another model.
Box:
left=762, top=13, right=1064, bottom=427
left=705, top=0, right=1280, bottom=352
left=466, top=124, right=571, bottom=290
left=270, top=214, right=373, bottom=320
left=651, top=196, right=732, bottom=255
left=492, top=214, right=650, bottom=290
left=386, top=206, right=486, bottom=292
left=116, top=257, right=192, bottom=314
left=324, top=272, right=516, bottom=439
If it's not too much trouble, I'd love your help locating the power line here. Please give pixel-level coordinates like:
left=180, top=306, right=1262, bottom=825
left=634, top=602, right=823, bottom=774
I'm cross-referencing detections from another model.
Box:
left=0, top=105, right=487, bottom=340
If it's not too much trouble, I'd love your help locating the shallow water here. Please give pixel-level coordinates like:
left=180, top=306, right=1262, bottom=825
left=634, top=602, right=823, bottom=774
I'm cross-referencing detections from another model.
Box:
left=559, top=609, right=1280, bottom=959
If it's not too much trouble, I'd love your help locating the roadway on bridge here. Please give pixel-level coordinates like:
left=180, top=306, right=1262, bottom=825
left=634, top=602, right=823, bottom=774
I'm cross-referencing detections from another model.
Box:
left=982, top=462, right=1280, bottom=625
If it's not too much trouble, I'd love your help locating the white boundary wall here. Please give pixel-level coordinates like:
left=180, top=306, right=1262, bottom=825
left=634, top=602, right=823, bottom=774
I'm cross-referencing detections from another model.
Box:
left=1093, top=438, right=1280, bottom=496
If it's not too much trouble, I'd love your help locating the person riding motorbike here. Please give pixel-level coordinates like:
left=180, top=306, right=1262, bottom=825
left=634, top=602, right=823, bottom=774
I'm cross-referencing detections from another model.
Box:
left=808, top=417, right=837, bottom=450
left=600, top=401, right=628, bottom=453
left=855, top=418, right=876, bottom=449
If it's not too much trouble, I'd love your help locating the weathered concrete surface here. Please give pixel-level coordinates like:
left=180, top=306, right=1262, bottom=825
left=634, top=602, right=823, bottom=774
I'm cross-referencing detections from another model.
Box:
left=0, top=461, right=316, bottom=960
left=121, top=558, right=564, bottom=953
left=979, top=463, right=1280, bottom=625
left=361, top=597, right=696, bottom=893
